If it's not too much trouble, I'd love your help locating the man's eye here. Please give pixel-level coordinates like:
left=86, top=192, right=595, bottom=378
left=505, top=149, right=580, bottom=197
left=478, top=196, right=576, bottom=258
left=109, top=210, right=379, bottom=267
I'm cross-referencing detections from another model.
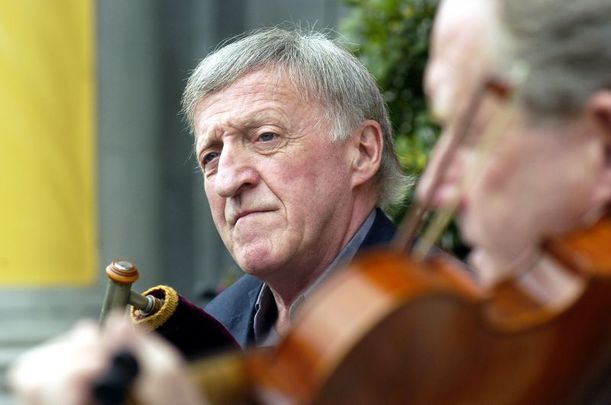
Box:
left=201, top=151, right=220, bottom=168
left=257, top=132, right=277, bottom=142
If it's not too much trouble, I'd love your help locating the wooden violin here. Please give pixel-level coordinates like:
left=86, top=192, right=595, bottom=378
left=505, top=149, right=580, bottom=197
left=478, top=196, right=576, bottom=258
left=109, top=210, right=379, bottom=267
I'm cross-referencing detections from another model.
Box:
left=239, top=214, right=611, bottom=404
left=98, top=213, right=611, bottom=404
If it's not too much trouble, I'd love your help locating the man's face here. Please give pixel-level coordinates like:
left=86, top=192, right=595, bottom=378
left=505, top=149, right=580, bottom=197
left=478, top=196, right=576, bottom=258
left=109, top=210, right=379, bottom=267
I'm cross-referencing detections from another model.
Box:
left=193, top=70, right=357, bottom=280
left=421, top=0, right=606, bottom=281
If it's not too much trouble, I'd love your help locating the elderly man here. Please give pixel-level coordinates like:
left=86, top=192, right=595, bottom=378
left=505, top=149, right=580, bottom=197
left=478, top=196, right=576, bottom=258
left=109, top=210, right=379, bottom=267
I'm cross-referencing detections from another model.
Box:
left=180, top=28, right=406, bottom=347
left=120, top=28, right=406, bottom=353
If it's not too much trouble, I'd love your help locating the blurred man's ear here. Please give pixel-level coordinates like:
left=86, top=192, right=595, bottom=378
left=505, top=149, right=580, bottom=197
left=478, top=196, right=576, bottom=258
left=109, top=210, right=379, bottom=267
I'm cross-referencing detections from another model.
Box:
left=586, top=90, right=611, bottom=208
left=350, top=120, right=383, bottom=188
left=588, top=90, right=611, bottom=138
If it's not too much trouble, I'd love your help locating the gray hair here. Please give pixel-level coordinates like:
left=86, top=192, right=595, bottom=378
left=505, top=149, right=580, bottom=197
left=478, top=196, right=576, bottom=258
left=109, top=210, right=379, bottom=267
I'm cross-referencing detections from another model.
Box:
left=182, top=28, right=408, bottom=210
left=499, top=0, right=611, bottom=121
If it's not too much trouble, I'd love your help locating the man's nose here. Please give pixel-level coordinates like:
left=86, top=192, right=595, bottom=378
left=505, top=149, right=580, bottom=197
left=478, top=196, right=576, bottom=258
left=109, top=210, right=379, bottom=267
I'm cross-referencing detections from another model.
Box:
left=417, top=132, right=466, bottom=209
left=214, top=144, right=259, bottom=198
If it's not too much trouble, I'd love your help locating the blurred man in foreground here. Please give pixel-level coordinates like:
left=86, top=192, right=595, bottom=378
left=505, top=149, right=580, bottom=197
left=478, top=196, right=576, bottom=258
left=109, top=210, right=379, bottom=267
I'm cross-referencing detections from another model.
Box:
left=423, top=0, right=611, bottom=299
left=420, top=0, right=611, bottom=400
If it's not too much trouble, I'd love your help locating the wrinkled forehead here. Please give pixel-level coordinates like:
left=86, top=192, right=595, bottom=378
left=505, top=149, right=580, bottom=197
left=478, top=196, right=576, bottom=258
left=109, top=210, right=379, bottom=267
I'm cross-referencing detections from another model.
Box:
left=425, top=0, right=499, bottom=120
left=192, top=68, right=330, bottom=140
left=196, top=66, right=318, bottom=118
left=429, top=0, right=498, bottom=75
left=436, top=0, right=494, bottom=33
left=217, top=65, right=315, bottom=103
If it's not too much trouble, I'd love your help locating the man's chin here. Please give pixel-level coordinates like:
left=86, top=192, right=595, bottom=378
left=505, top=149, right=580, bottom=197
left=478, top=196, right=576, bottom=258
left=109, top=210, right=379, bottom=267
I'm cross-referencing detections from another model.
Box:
left=466, top=248, right=485, bottom=274
left=238, top=256, right=283, bottom=279
left=467, top=249, right=510, bottom=288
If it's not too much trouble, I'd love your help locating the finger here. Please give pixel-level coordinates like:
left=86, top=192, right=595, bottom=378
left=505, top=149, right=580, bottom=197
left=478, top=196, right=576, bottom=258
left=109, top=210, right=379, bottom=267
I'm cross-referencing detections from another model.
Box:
left=7, top=320, right=107, bottom=405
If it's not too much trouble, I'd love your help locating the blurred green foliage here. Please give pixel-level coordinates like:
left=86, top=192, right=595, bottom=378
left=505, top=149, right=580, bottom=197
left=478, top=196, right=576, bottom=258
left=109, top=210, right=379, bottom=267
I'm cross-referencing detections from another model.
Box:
left=340, top=0, right=439, bottom=186
left=340, top=0, right=467, bottom=255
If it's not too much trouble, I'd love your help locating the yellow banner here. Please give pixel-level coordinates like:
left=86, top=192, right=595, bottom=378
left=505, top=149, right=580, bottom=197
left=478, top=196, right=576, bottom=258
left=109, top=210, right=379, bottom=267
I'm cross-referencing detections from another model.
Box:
left=0, top=1, right=96, bottom=285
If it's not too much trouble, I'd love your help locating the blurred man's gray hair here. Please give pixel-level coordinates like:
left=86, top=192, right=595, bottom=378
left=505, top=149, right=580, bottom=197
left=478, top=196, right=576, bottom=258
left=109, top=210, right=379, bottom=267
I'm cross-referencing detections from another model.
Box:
left=182, top=28, right=408, bottom=210
left=499, top=0, right=611, bottom=121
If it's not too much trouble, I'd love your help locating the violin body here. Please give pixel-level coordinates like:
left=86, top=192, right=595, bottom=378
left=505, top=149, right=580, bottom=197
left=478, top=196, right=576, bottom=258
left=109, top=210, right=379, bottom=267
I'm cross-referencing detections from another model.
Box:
left=246, top=217, right=611, bottom=404
left=110, top=219, right=611, bottom=404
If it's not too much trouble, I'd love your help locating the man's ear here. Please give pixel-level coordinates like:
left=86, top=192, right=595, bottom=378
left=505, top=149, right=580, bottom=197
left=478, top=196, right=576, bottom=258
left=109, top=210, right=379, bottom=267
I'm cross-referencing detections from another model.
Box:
left=350, top=120, right=383, bottom=188
left=588, top=90, right=611, bottom=137
left=586, top=90, right=611, bottom=208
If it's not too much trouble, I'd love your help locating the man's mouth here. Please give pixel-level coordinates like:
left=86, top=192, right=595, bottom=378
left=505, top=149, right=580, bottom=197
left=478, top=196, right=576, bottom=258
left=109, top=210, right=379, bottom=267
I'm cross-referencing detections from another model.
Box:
left=232, top=209, right=273, bottom=225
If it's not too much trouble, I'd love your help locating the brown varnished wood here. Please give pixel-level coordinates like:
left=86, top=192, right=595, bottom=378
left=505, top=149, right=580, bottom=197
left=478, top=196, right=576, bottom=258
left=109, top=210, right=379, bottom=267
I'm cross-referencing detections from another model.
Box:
left=544, top=214, right=611, bottom=277
left=240, top=216, right=611, bottom=404
left=136, top=215, right=611, bottom=404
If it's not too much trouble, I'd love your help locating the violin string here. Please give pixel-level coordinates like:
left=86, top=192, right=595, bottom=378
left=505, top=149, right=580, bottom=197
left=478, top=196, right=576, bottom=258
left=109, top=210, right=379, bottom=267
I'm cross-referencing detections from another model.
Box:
left=412, top=96, right=519, bottom=261
left=393, top=80, right=490, bottom=253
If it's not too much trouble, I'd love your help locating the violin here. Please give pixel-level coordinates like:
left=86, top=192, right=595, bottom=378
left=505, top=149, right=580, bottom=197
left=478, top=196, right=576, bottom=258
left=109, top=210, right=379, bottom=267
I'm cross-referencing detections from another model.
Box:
left=98, top=211, right=611, bottom=404
left=241, top=214, right=611, bottom=404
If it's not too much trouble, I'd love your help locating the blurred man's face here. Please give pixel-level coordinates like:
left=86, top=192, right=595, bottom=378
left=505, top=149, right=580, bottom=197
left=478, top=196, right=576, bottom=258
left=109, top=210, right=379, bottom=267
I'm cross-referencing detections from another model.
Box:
left=420, top=0, right=606, bottom=283
left=193, top=69, right=359, bottom=283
